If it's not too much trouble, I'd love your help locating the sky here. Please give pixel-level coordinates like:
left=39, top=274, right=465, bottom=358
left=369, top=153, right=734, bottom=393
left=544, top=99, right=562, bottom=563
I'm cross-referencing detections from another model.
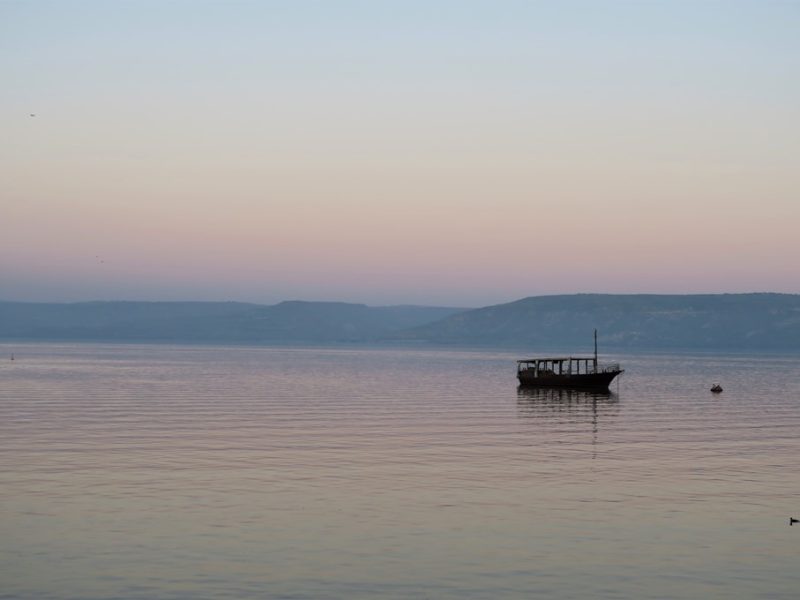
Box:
left=2, top=1, right=799, bottom=307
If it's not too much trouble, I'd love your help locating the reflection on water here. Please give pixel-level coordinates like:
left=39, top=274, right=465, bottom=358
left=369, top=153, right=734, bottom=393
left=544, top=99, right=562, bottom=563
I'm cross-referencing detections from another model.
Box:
left=516, top=386, right=620, bottom=420
left=516, top=385, right=619, bottom=406
left=516, top=387, right=620, bottom=459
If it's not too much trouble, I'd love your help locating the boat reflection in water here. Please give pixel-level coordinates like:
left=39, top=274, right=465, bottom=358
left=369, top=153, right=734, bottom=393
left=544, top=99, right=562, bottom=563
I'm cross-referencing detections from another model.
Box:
left=516, top=386, right=619, bottom=415
left=516, top=387, right=620, bottom=457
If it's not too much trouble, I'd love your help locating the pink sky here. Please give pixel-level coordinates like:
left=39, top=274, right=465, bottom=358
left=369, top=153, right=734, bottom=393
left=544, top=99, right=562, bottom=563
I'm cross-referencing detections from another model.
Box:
left=2, top=2, right=799, bottom=306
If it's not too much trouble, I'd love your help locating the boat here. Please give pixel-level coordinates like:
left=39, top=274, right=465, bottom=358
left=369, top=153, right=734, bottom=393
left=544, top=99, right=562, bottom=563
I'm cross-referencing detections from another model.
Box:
left=517, top=330, right=623, bottom=390
left=710, top=384, right=723, bottom=393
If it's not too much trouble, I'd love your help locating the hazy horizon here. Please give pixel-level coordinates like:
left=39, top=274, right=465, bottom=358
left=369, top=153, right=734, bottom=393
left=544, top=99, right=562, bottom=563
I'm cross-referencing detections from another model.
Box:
left=3, top=290, right=800, bottom=312
left=3, top=1, right=799, bottom=307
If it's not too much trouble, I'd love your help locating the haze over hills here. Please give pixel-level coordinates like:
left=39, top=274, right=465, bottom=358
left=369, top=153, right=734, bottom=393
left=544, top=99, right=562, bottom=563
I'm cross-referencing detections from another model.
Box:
left=0, top=300, right=466, bottom=343
left=2, top=294, right=800, bottom=350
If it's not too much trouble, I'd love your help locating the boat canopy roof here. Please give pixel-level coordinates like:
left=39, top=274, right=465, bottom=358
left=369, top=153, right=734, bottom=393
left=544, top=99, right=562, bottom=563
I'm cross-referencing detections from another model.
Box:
left=517, top=356, right=595, bottom=363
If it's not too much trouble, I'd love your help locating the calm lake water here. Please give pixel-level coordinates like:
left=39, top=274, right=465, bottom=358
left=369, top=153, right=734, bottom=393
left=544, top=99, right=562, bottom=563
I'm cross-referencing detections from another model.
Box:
left=1, top=343, right=799, bottom=599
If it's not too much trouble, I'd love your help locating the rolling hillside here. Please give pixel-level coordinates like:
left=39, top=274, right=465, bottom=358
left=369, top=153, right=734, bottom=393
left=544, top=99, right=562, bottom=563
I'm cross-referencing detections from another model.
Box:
left=0, top=300, right=465, bottom=343
left=393, top=294, right=800, bottom=350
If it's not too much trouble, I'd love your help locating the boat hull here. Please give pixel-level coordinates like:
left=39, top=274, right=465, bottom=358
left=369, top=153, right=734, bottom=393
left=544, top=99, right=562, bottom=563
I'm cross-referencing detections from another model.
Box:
left=517, top=369, right=622, bottom=390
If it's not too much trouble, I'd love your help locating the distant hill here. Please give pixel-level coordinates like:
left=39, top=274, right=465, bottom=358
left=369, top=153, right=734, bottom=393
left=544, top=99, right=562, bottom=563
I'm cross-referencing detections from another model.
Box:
left=393, top=293, right=800, bottom=350
left=0, top=300, right=466, bottom=343
left=4, top=294, right=800, bottom=349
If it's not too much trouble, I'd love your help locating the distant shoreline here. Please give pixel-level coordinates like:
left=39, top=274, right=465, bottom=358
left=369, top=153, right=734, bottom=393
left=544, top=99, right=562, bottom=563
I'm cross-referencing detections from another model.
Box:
left=3, top=294, right=800, bottom=351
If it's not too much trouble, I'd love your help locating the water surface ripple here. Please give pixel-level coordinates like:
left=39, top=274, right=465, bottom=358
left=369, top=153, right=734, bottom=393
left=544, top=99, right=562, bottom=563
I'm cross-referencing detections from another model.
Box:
left=1, top=343, right=799, bottom=599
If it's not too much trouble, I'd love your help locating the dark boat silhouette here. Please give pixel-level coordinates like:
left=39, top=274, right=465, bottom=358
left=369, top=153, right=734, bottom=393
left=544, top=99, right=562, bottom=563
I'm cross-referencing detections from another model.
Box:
left=517, top=330, right=623, bottom=391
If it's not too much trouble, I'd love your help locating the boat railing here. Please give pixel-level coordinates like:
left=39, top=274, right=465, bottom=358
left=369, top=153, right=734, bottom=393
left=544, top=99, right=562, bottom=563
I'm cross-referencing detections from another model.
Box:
left=590, top=363, right=621, bottom=374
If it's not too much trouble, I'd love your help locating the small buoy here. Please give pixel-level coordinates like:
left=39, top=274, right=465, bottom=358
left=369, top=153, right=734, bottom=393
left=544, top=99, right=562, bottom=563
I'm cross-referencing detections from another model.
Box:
left=710, top=384, right=722, bottom=393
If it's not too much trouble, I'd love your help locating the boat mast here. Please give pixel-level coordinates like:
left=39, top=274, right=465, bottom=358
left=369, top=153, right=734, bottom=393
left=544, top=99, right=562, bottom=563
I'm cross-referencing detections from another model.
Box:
left=594, top=329, right=598, bottom=370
